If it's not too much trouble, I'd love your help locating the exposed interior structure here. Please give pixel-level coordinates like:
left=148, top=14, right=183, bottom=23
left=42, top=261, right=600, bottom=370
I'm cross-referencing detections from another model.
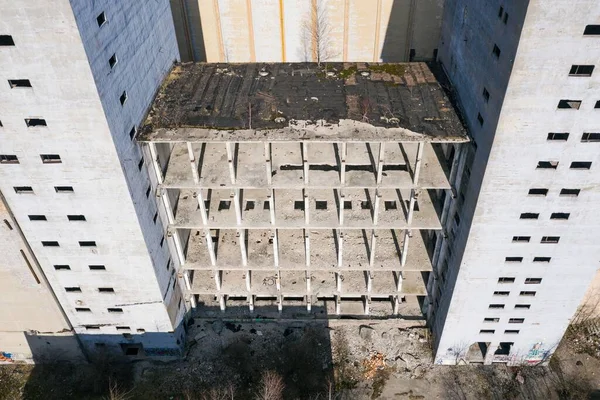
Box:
left=139, top=62, right=468, bottom=319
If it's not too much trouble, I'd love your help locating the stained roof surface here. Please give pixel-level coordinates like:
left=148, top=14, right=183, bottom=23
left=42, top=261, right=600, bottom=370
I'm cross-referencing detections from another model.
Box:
left=139, top=62, right=467, bottom=142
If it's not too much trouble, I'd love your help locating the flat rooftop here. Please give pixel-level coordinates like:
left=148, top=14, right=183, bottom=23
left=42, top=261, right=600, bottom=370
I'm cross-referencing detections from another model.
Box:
left=138, top=62, right=468, bottom=143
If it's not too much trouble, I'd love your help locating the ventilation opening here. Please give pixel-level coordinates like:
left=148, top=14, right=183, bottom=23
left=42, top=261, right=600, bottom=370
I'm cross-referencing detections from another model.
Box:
left=79, top=241, right=97, bottom=247
left=533, top=257, right=551, bottom=263
left=54, top=186, right=74, bottom=193
left=41, top=241, right=59, bottom=247
left=98, top=287, right=115, bottom=293
left=89, top=265, right=106, bottom=270
left=519, top=213, right=539, bottom=219
left=505, top=257, right=523, bottom=263
left=528, top=188, right=548, bottom=196
left=541, top=236, right=560, bottom=244
left=54, top=265, right=71, bottom=270
left=28, top=215, right=47, bottom=221
left=0, top=155, right=19, bottom=164
left=550, top=213, right=569, bottom=220
left=14, top=186, right=34, bottom=194
left=40, top=154, right=61, bottom=164
left=65, top=287, right=81, bottom=292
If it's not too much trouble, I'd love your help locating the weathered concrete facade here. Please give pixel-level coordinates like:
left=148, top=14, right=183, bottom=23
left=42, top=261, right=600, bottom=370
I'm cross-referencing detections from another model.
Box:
left=433, top=0, right=600, bottom=365
left=170, top=0, right=445, bottom=63
left=0, top=0, right=185, bottom=360
left=139, top=62, right=468, bottom=319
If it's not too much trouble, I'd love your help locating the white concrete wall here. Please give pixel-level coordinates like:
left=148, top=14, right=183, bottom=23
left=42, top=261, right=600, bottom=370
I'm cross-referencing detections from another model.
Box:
left=0, top=0, right=184, bottom=357
left=434, top=0, right=600, bottom=364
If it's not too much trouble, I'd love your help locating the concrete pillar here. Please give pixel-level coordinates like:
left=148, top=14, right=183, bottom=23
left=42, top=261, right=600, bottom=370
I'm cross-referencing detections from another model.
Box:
left=369, top=231, right=377, bottom=267
left=336, top=272, right=342, bottom=292
left=306, top=295, right=312, bottom=312
left=305, top=230, right=310, bottom=267
left=272, top=229, right=280, bottom=267
left=339, top=193, right=345, bottom=225
left=205, top=232, right=217, bottom=266
left=376, top=142, right=385, bottom=184
left=413, top=142, right=424, bottom=185
left=225, top=142, right=236, bottom=184
left=401, top=230, right=410, bottom=267
left=187, top=142, right=199, bottom=183
left=214, top=270, right=222, bottom=291
left=276, top=271, right=281, bottom=291
left=396, top=271, right=403, bottom=291
left=303, top=189, right=310, bottom=225
left=302, top=142, right=309, bottom=185
left=306, top=271, right=311, bottom=292
left=249, top=294, right=254, bottom=312
left=337, top=230, right=343, bottom=267
left=196, top=190, right=208, bottom=225
left=364, top=296, right=370, bottom=315
left=233, top=190, right=242, bottom=225
left=182, top=269, right=192, bottom=291
left=161, top=189, right=176, bottom=224
left=407, top=189, right=418, bottom=226
left=393, top=296, right=399, bottom=315
left=239, top=229, right=248, bottom=266
left=264, top=142, right=272, bottom=185
left=335, top=295, right=341, bottom=315
left=148, top=142, right=164, bottom=185
left=373, top=191, right=381, bottom=225
left=219, top=295, right=226, bottom=311
left=367, top=272, right=373, bottom=292
left=340, top=142, right=347, bottom=185
left=171, top=229, right=186, bottom=265
left=245, top=270, right=251, bottom=292
left=278, top=295, right=283, bottom=312
left=189, top=292, right=197, bottom=308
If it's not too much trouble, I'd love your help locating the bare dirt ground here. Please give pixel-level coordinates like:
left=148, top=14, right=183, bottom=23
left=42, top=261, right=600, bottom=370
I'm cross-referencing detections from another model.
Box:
left=2, top=318, right=600, bottom=399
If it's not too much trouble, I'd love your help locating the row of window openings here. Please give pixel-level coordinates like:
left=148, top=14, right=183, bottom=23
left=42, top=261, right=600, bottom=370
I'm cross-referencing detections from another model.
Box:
left=76, top=307, right=122, bottom=313
left=480, top=330, right=520, bottom=334
left=506, top=256, right=551, bottom=263
left=1, top=154, right=61, bottom=164
left=528, top=188, right=580, bottom=197
left=216, top=199, right=418, bottom=212
left=511, top=235, right=560, bottom=243
left=42, top=241, right=96, bottom=247
left=55, top=265, right=105, bottom=271
left=29, top=214, right=85, bottom=221
left=537, top=161, right=591, bottom=170
left=520, top=212, right=569, bottom=221
left=547, top=132, right=600, bottom=142
left=14, top=186, right=74, bottom=194
left=485, top=317, right=524, bottom=323
left=87, top=326, right=146, bottom=333
left=493, top=291, right=536, bottom=297
left=65, top=287, right=113, bottom=293
left=498, top=277, right=542, bottom=284
left=479, top=100, right=600, bottom=127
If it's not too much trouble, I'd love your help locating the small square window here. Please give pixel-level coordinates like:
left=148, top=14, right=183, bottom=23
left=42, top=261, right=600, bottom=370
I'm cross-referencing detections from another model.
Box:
left=536, top=161, right=558, bottom=169
left=97, top=12, right=107, bottom=27
left=519, top=213, right=539, bottom=220
left=560, top=188, right=580, bottom=197
left=120, top=91, right=128, bottom=106
left=480, top=329, right=495, bottom=334
left=67, top=215, right=86, bottom=221
left=550, top=213, right=569, bottom=220
left=547, top=132, right=569, bottom=141
left=28, top=215, right=47, bottom=221
left=245, top=201, right=255, bottom=211
left=525, top=278, right=542, bottom=284
left=581, top=132, right=600, bottom=142
left=384, top=201, right=397, bottom=210
left=511, top=236, right=530, bottom=243
left=498, top=277, right=515, bottom=283
left=98, top=287, right=115, bottom=293
left=40, top=154, right=61, bottom=164
left=492, top=44, right=501, bottom=58
left=65, top=287, right=81, bottom=292
left=0, top=155, right=19, bottom=164
left=583, top=25, right=600, bottom=35
left=343, top=201, right=352, bottom=210
left=25, top=118, right=47, bottom=127
left=263, top=201, right=270, bottom=210
left=519, top=291, right=536, bottom=297
left=493, top=291, right=510, bottom=297
left=505, top=257, right=523, bottom=263
left=14, top=186, right=34, bottom=194
left=0, top=35, right=15, bottom=46
left=129, top=127, right=136, bottom=140
left=595, top=100, right=600, bottom=109
left=477, top=113, right=484, bottom=126
left=76, top=307, right=91, bottom=312
left=315, top=200, right=327, bottom=210
left=569, top=65, right=594, bottom=77
left=528, top=188, right=548, bottom=196
left=570, top=161, right=592, bottom=169
left=219, top=200, right=232, bottom=211
left=54, top=265, right=71, bottom=270
left=540, top=236, right=560, bottom=244
left=109, top=53, right=118, bottom=69
left=107, top=308, right=123, bottom=313
left=89, top=265, right=106, bottom=271
left=557, top=99, right=581, bottom=109
left=86, top=325, right=101, bottom=331
left=515, top=304, right=531, bottom=309
left=361, top=201, right=371, bottom=210
left=488, top=304, right=505, bottom=309
left=42, top=241, right=59, bottom=247
left=54, top=186, right=74, bottom=193
left=482, top=87, right=490, bottom=102
left=8, top=79, right=32, bottom=88
left=533, top=257, right=551, bottom=263
left=79, top=241, right=97, bottom=247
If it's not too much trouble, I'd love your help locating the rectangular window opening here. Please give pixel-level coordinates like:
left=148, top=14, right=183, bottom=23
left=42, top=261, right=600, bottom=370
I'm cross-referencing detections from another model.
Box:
left=343, top=201, right=352, bottom=210
left=76, top=308, right=91, bottom=312
left=98, top=287, right=115, bottom=293
left=492, top=44, right=501, bottom=58
left=533, top=257, right=551, bottom=263
left=547, top=132, right=569, bottom=141
left=41, top=241, right=59, bottom=247
left=129, top=126, right=136, bottom=140
left=89, top=265, right=106, bottom=271
left=116, top=326, right=131, bottom=331
left=245, top=201, right=255, bottom=211
left=219, top=200, right=232, bottom=211
left=25, top=118, right=47, bottom=127
left=484, top=317, right=500, bottom=322
left=138, top=158, right=144, bottom=171
left=512, top=236, right=530, bottom=243
left=0, top=35, right=15, bottom=46
left=528, top=188, right=548, bottom=196
left=54, top=265, right=71, bottom=270
left=119, top=91, right=128, bottom=106
left=550, top=213, right=569, bottom=220
left=384, top=201, right=397, bottom=211
left=263, top=201, right=270, bottom=210
left=8, top=79, right=32, bottom=88
left=505, top=257, right=523, bottom=263
left=153, top=212, right=158, bottom=223
left=361, top=201, right=371, bottom=210
left=504, top=330, right=520, bottom=334
left=519, top=213, right=539, bottom=220
left=569, top=65, right=594, bottom=77
left=40, top=154, right=62, bottom=164
left=560, top=188, right=580, bottom=197
left=108, top=308, right=123, bottom=313
left=515, top=304, right=531, bottom=309
left=480, top=329, right=495, bottom=334
left=79, top=241, right=97, bottom=247
left=503, top=12, right=508, bottom=24
left=488, top=304, right=505, bottom=309
left=584, top=25, right=600, bottom=35
left=28, top=215, right=47, bottom=221
left=0, top=155, right=19, bottom=164
left=493, top=291, right=510, bottom=297
left=581, top=133, right=600, bottom=142
left=55, top=186, right=74, bottom=193
left=596, top=100, right=600, bottom=109
left=65, top=287, right=81, bottom=293
left=536, top=161, right=558, bottom=169
left=525, top=278, right=542, bottom=284
left=557, top=99, right=582, bottom=109
left=477, top=113, right=484, bottom=126
left=482, top=87, right=490, bottom=102
left=14, top=186, right=34, bottom=194
left=67, top=215, right=86, bottom=221
left=315, top=200, right=328, bottom=210
left=109, top=53, right=118, bottom=69
left=570, top=161, right=592, bottom=170
left=520, top=291, right=536, bottom=297
left=498, top=277, right=515, bottom=283
left=97, top=12, right=107, bottom=27
left=541, top=236, right=560, bottom=244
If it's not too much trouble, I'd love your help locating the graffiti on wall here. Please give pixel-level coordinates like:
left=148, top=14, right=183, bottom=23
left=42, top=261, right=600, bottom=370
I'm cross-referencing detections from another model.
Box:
left=0, top=352, right=14, bottom=363
left=525, top=342, right=549, bottom=364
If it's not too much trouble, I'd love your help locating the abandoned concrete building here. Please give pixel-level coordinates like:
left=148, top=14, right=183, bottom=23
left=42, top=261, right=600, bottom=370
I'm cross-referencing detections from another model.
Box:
left=137, top=62, right=467, bottom=319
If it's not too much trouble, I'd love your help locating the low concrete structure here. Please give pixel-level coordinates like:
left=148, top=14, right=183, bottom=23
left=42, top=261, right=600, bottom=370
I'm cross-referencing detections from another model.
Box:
left=138, top=62, right=468, bottom=319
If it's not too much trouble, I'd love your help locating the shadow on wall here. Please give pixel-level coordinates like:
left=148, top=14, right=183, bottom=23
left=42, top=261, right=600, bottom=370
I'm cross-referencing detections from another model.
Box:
left=170, top=0, right=207, bottom=62
left=380, top=0, right=412, bottom=62
left=19, top=306, right=334, bottom=399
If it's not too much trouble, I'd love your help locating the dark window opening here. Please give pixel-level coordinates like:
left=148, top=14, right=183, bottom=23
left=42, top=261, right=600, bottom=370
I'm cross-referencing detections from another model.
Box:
left=569, top=65, right=594, bottom=76
left=528, top=188, right=548, bottom=196
left=145, top=185, right=151, bottom=198
left=361, top=201, right=371, bottom=210
left=119, top=91, right=127, bottom=106
left=153, top=212, right=158, bottom=223
left=97, top=12, right=107, bottom=27
left=498, top=277, right=515, bottom=283
left=489, top=304, right=505, bottom=309
left=160, top=236, right=165, bottom=247
left=129, top=127, right=136, bottom=140
left=384, top=201, right=397, bottom=210
left=505, top=257, right=523, bottom=263
left=525, top=278, right=542, bottom=284
left=116, top=326, right=130, bottom=331
left=8, top=79, right=32, bottom=88
left=498, top=6, right=503, bottom=18
left=54, top=186, right=74, bottom=193
left=492, top=44, right=501, bottom=58
left=40, top=154, right=61, bottom=164
left=79, top=241, right=97, bottom=247
left=547, top=132, right=569, bottom=141
left=541, top=236, right=560, bottom=244
left=536, top=161, right=558, bottom=169
left=583, top=25, right=600, bottom=35
left=493, top=291, right=509, bottom=297
left=219, top=200, right=231, bottom=211
left=595, top=100, right=600, bottom=109
left=477, top=113, right=484, bottom=126
left=315, top=200, right=327, bottom=210
left=109, top=53, right=118, bottom=69
left=108, top=308, right=123, bottom=313
left=503, top=12, right=508, bottom=24
left=98, top=287, right=115, bottom=293
left=533, top=257, right=551, bottom=263
left=484, top=318, right=500, bottom=323
left=482, top=87, right=490, bottom=102
left=519, top=291, right=536, bottom=297
left=560, top=188, right=580, bottom=197
left=65, top=287, right=81, bottom=292
left=54, top=265, right=70, bottom=270
left=480, top=329, right=495, bottom=334
left=550, top=213, right=569, bottom=220
left=0, top=35, right=15, bottom=46
left=505, top=330, right=520, bottom=334
left=42, top=241, right=59, bottom=247
left=25, top=118, right=47, bottom=127
left=520, top=213, right=539, bottom=220
left=75, top=308, right=91, bottom=312
left=515, top=304, right=531, bottom=309
left=89, top=265, right=106, bottom=270
left=0, top=155, right=19, bottom=164
left=343, top=201, right=352, bottom=210
left=14, top=186, right=34, bottom=194
left=581, top=132, right=600, bottom=142
left=512, top=236, right=530, bottom=243
left=245, top=201, right=255, bottom=211
left=263, top=201, right=270, bottom=210
left=557, top=99, right=581, bottom=109
left=67, top=215, right=86, bottom=221
left=138, top=158, right=144, bottom=171
left=570, top=161, right=592, bottom=169
left=28, top=215, right=47, bottom=221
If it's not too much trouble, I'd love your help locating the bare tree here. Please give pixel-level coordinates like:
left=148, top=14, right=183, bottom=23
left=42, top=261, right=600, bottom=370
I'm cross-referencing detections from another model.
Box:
left=105, top=378, right=132, bottom=400
left=255, top=371, right=285, bottom=400
left=301, top=0, right=337, bottom=64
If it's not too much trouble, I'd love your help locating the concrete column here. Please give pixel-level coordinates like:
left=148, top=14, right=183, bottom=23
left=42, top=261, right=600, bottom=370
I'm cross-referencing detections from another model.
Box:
left=196, top=191, right=208, bottom=226
left=364, top=296, right=370, bottom=315
left=369, top=231, right=377, bottom=267
left=396, top=271, right=403, bottom=291
left=340, top=142, right=347, bottom=185
left=225, top=142, right=236, bottom=184
left=413, top=142, right=424, bottom=185
left=337, top=230, right=343, bottom=267
left=161, top=189, right=176, bottom=224
left=273, top=229, right=280, bottom=267
left=448, top=144, right=464, bottom=189
left=306, top=295, right=312, bottom=312
left=335, top=295, right=341, bottom=315
left=219, top=295, right=226, bottom=311
left=239, top=229, right=248, bottom=266
left=407, top=189, right=418, bottom=226
left=245, top=270, right=251, bottom=292
left=171, top=229, right=186, bottom=265
left=269, top=190, right=276, bottom=225
left=306, top=271, right=311, bottom=292
left=205, top=232, right=217, bottom=266
left=339, top=193, right=345, bottom=225
left=305, top=230, right=310, bottom=267
left=366, top=272, right=373, bottom=292
left=233, top=190, right=242, bottom=225
left=189, top=292, right=197, bottom=308
left=278, top=295, right=283, bottom=312
left=376, top=142, right=385, bottom=184
left=249, top=295, right=254, bottom=312
left=264, top=142, right=272, bottom=185
left=214, top=270, right=222, bottom=291
left=373, top=191, right=381, bottom=225
left=276, top=271, right=281, bottom=291
left=303, top=189, right=310, bottom=225
left=336, top=272, right=342, bottom=292
left=182, top=269, right=192, bottom=291
left=401, top=230, right=410, bottom=266
left=302, top=142, right=309, bottom=185
left=148, top=142, right=164, bottom=185
left=187, top=142, right=199, bottom=183
left=393, top=296, right=399, bottom=315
